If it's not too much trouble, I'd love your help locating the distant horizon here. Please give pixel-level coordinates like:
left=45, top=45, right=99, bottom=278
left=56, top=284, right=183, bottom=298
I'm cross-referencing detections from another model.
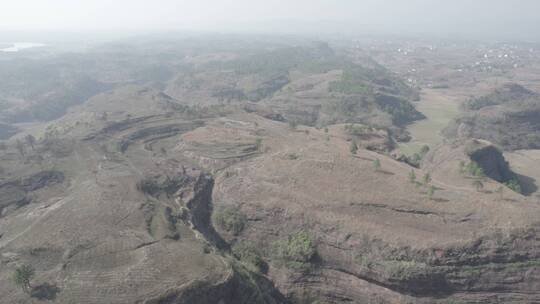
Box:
left=0, top=26, right=539, bottom=46
left=2, top=0, right=540, bottom=43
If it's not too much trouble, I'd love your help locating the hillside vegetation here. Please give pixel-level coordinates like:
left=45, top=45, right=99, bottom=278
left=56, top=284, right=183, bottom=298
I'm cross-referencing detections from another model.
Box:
left=444, top=83, right=540, bottom=150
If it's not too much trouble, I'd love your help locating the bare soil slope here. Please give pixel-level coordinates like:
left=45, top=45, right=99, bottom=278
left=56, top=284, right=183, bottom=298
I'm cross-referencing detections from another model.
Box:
left=181, top=113, right=540, bottom=303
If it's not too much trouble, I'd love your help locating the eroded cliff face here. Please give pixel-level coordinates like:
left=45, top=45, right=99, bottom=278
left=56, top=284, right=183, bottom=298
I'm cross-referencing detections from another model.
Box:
left=217, top=205, right=540, bottom=304
left=315, top=226, right=540, bottom=302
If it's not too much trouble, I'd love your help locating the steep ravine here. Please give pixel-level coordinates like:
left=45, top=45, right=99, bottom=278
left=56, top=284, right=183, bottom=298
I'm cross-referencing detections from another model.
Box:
left=126, top=119, right=539, bottom=303
left=141, top=170, right=288, bottom=304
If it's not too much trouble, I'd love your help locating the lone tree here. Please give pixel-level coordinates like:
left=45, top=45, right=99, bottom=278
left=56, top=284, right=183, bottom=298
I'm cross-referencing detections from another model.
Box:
left=350, top=141, right=358, bottom=155
left=427, top=185, right=436, bottom=200
left=373, top=158, right=381, bottom=171
left=472, top=179, right=484, bottom=192
left=409, top=170, right=416, bottom=184
left=288, top=120, right=298, bottom=130
left=12, top=264, right=34, bottom=293
left=25, top=134, right=36, bottom=150
left=255, top=138, right=263, bottom=152
left=422, top=173, right=432, bottom=185
left=15, top=139, right=25, bottom=158
left=496, top=186, right=504, bottom=200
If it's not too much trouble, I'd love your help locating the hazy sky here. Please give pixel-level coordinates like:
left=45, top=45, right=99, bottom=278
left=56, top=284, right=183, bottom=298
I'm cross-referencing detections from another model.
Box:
left=2, top=0, right=540, bottom=40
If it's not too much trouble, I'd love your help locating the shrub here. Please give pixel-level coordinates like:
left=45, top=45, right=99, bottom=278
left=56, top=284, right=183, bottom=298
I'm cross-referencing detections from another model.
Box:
left=212, top=206, right=247, bottom=235
left=12, top=264, right=34, bottom=293
left=408, top=170, right=416, bottom=184
left=460, top=161, right=485, bottom=177
left=287, top=153, right=300, bottom=160
left=427, top=185, right=436, bottom=200
left=496, top=186, right=504, bottom=200
left=373, top=158, right=381, bottom=171
left=136, top=175, right=188, bottom=197
left=381, top=260, right=428, bottom=281
left=350, top=141, right=358, bottom=155
left=288, top=120, right=298, bottom=130
left=408, top=153, right=423, bottom=167
left=273, top=230, right=316, bottom=271
left=407, top=145, right=430, bottom=167
left=422, top=173, right=431, bottom=185
left=15, top=139, right=25, bottom=157
left=136, top=178, right=160, bottom=196
left=504, top=178, right=522, bottom=194
left=232, top=242, right=266, bottom=273
left=255, top=138, right=263, bottom=151
left=472, top=179, right=484, bottom=192
left=25, top=134, right=36, bottom=150
left=344, top=124, right=371, bottom=136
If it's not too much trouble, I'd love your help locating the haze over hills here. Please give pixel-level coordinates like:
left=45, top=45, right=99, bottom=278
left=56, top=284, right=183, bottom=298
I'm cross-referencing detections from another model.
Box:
left=444, top=83, right=540, bottom=151
left=1, top=1, right=540, bottom=304
left=0, top=33, right=540, bottom=303
left=2, top=0, right=540, bottom=41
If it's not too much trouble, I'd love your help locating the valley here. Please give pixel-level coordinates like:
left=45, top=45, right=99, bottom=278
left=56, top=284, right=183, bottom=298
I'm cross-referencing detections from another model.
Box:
left=398, top=88, right=461, bottom=156
left=0, top=34, right=539, bottom=304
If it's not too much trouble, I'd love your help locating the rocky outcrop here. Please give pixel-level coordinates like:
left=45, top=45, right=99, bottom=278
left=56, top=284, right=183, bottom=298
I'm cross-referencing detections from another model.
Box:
left=119, top=122, right=204, bottom=152
left=0, top=170, right=64, bottom=216
left=178, top=171, right=228, bottom=249
left=136, top=169, right=287, bottom=303
left=466, top=141, right=515, bottom=183
left=144, top=265, right=288, bottom=304
left=266, top=226, right=540, bottom=303
left=14, top=170, right=65, bottom=192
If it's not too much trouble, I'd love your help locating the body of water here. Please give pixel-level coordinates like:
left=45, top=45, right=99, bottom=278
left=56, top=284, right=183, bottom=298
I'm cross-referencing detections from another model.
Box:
left=0, top=42, right=45, bottom=52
